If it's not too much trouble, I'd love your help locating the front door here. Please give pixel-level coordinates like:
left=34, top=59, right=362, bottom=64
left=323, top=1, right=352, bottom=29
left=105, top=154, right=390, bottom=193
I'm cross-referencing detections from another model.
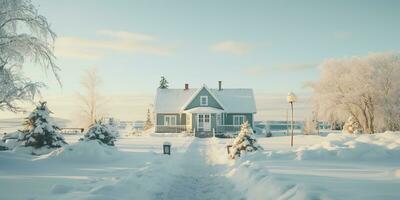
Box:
left=198, top=114, right=211, bottom=132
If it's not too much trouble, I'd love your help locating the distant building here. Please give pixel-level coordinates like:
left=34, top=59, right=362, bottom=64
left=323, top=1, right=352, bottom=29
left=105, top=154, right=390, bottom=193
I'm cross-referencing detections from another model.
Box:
left=132, top=121, right=144, bottom=132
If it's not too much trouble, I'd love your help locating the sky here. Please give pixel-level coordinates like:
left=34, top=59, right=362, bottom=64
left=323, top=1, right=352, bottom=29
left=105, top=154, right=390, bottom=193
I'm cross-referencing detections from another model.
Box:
left=2, top=0, right=400, bottom=122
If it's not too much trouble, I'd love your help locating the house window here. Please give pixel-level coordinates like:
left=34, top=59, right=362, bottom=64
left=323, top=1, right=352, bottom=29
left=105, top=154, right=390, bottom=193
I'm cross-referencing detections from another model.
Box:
left=164, top=115, right=177, bottom=125
left=200, top=96, right=208, bottom=106
left=233, top=115, right=245, bottom=126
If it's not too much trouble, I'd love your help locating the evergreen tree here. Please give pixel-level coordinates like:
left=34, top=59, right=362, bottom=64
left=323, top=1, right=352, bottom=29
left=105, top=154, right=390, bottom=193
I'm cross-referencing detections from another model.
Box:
left=229, top=121, right=262, bottom=159
left=81, top=120, right=117, bottom=146
left=144, top=108, right=153, bottom=130
left=22, top=101, right=67, bottom=149
left=159, top=76, right=169, bottom=89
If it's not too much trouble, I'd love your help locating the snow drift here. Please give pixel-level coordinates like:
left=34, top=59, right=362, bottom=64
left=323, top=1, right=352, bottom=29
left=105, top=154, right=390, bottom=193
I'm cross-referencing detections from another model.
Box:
left=227, top=160, right=331, bottom=200
left=39, top=140, right=123, bottom=163
left=266, top=132, right=400, bottom=161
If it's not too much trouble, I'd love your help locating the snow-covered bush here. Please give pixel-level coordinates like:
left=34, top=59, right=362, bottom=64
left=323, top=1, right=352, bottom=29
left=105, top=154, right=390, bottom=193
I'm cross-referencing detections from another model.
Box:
left=230, top=121, right=262, bottom=159
left=20, top=101, right=67, bottom=149
left=106, top=117, right=119, bottom=138
left=81, top=120, right=117, bottom=146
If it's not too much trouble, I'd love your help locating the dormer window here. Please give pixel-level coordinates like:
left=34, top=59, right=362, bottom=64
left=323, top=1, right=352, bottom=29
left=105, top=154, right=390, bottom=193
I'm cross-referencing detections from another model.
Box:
left=200, top=96, right=208, bottom=106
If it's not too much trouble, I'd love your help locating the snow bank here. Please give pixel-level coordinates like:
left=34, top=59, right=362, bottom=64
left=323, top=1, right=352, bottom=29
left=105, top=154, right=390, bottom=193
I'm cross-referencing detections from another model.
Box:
left=1, top=131, right=24, bottom=150
left=149, top=132, right=190, bottom=137
left=51, top=184, right=74, bottom=194
left=207, top=139, right=331, bottom=200
left=267, top=132, right=400, bottom=161
left=227, top=160, right=331, bottom=200
left=39, top=140, right=123, bottom=163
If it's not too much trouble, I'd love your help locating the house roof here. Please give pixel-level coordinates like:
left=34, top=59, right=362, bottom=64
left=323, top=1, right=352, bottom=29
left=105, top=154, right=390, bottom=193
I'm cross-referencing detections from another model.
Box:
left=154, top=86, right=257, bottom=113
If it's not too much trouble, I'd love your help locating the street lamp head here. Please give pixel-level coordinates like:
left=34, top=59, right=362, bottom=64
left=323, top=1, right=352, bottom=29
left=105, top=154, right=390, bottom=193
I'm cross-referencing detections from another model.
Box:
left=287, top=92, right=297, bottom=103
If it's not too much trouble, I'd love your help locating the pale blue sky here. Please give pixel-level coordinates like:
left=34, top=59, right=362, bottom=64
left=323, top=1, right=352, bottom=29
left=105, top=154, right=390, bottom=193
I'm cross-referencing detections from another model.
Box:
left=7, top=0, right=400, bottom=121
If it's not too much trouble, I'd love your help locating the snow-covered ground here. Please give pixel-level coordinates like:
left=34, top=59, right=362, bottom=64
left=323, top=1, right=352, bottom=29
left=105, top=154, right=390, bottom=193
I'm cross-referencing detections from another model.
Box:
left=0, top=134, right=194, bottom=200
left=1, top=132, right=400, bottom=200
left=209, top=133, right=400, bottom=200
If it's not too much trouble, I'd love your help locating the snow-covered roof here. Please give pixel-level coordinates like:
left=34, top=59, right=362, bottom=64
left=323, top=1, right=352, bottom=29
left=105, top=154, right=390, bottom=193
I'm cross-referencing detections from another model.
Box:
left=154, top=86, right=257, bottom=113
left=210, top=88, right=257, bottom=113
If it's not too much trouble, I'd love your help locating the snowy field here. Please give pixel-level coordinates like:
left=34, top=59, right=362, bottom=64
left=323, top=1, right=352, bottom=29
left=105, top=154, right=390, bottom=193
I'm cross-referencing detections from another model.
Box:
left=1, top=132, right=400, bottom=200
left=210, top=133, right=400, bottom=200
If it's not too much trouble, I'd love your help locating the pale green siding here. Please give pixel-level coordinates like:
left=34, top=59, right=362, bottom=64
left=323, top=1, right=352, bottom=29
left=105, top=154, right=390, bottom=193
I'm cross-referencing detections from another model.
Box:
left=184, top=88, right=223, bottom=110
left=223, top=113, right=254, bottom=128
left=156, top=113, right=182, bottom=125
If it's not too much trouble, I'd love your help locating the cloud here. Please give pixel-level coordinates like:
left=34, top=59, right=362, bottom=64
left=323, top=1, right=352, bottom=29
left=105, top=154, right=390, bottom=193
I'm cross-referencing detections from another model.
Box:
left=211, top=41, right=252, bottom=55
left=333, top=31, right=352, bottom=40
left=55, top=30, right=174, bottom=60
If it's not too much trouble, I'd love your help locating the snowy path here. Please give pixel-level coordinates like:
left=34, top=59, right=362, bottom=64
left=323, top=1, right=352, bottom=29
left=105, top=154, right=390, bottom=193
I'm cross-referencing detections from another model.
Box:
left=155, top=138, right=243, bottom=200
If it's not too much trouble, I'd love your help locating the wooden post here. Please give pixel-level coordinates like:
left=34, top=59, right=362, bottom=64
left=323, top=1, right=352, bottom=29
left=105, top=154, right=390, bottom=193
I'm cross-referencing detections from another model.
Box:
left=290, top=102, right=294, bottom=147
left=286, top=109, right=289, bottom=136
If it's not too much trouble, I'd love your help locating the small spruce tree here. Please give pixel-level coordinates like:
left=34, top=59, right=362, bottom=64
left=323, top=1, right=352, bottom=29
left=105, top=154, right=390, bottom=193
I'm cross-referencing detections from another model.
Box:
left=22, top=101, right=67, bottom=149
left=144, top=108, right=153, bottom=130
left=229, top=121, right=262, bottom=159
left=81, top=120, right=117, bottom=146
left=159, top=76, right=169, bottom=89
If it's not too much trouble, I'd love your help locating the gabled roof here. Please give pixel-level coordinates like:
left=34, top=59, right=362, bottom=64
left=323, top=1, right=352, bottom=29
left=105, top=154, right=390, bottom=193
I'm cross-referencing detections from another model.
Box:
left=181, top=85, right=225, bottom=111
left=154, top=85, right=257, bottom=113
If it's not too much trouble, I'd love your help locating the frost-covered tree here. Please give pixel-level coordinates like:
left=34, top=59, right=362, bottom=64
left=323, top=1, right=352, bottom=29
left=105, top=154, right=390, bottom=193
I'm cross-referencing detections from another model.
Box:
left=0, top=0, right=59, bottom=112
left=229, top=121, right=262, bottom=159
left=308, top=53, right=400, bottom=133
left=81, top=120, right=116, bottom=146
left=0, top=67, right=43, bottom=112
left=144, top=108, right=153, bottom=130
left=21, top=101, right=66, bottom=149
left=303, top=117, right=317, bottom=135
left=159, top=76, right=168, bottom=89
left=77, top=68, right=106, bottom=129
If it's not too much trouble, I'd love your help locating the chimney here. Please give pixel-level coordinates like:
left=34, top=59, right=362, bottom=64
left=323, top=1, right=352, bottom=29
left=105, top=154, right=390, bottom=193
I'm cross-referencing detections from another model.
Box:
left=218, top=81, right=222, bottom=91
left=184, top=83, right=189, bottom=90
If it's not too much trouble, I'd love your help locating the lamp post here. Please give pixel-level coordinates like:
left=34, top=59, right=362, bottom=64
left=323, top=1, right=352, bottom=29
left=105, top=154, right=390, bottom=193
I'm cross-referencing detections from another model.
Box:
left=287, top=92, right=297, bottom=147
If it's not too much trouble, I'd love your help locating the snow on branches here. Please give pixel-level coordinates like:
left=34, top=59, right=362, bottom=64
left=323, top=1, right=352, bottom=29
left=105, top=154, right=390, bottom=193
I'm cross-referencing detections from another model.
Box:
left=21, top=101, right=67, bottom=149
left=309, top=52, right=400, bottom=133
left=229, top=121, right=262, bottom=159
left=0, top=0, right=59, bottom=112
left=81, top=120, right=117, bottom=146
left=0, top=67, right=44, bottom=112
